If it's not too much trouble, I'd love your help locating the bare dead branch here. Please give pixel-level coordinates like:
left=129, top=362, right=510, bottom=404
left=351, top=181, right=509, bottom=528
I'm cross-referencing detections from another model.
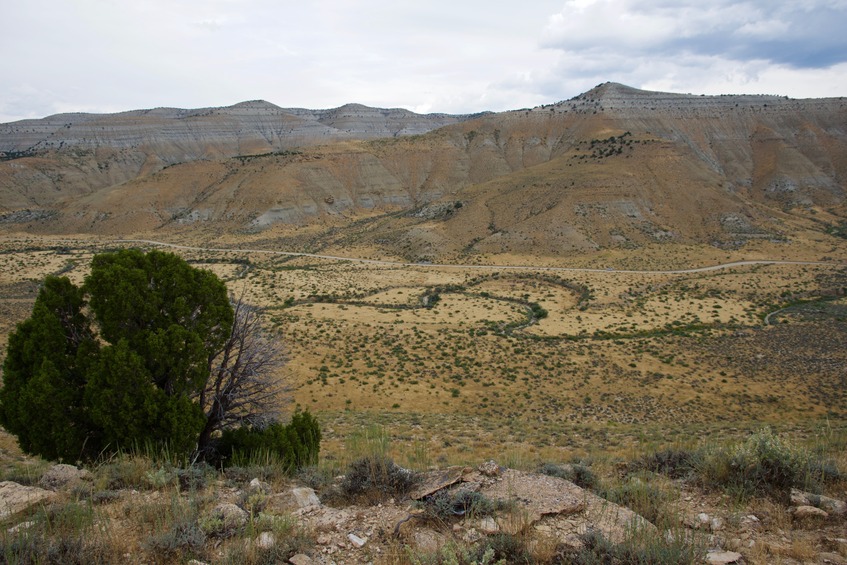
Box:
left=196, top=294, right=289, bottom=454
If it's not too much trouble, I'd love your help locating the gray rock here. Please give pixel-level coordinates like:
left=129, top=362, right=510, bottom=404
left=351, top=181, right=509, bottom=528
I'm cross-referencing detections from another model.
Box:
left=791, top=489, right=846, bottom=515
left=6, top=520, right=35, bottom=534
left=348, top=533, right=367, bottom=548
left=477, top=516, right=499, bottom=534
left=480, top=469, right=586, bottom=530
left=292, top=487, right=320, bottom=508
left=256, top=531, right=275, bottom=549
left=409, top=467, right=464, bottom=500
left=478, top=460, right=501, bottom=477
left=39, top=464, right=91, bottom=490
left=289, top=555, right=314, bottom=565
left=818, top=552, right=847, bottom=565
left=249, top=478, right=271, bottom=494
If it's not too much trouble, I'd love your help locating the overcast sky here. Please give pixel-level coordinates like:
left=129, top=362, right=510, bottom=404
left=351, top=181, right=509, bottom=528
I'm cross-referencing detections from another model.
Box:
left=2, top=0, right=847, bottom=123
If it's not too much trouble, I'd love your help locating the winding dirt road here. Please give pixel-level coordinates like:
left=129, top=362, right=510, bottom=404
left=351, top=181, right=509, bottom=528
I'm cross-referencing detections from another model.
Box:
left=117, top=239, right=845, bottom=275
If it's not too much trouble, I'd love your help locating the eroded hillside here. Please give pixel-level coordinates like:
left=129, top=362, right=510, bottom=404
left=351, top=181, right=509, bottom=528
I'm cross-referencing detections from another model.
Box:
left=1, top=83, right=845, bottom=262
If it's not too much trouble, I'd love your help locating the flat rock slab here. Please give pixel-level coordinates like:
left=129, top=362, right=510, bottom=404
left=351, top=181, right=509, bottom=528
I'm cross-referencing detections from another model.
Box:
left=706, top=550, right=743, bottom=564
left=0, top=481, right=57, bottom=519
left=478, top=469, right=585, bottom=526
left=410, top=467, right=465, bottom=500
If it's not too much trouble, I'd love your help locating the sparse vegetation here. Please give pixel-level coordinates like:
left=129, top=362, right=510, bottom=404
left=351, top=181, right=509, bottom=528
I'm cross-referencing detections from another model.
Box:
left=0, top=232, right=845, bottom=563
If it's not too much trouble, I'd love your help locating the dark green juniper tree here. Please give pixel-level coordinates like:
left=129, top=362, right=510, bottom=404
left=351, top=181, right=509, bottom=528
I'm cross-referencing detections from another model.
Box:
left=0, top=249, right=296, bottom=462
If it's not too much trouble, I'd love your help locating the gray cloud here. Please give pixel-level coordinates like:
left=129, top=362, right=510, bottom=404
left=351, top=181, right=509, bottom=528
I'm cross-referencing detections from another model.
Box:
left=542, top=0, right=847, bottom=68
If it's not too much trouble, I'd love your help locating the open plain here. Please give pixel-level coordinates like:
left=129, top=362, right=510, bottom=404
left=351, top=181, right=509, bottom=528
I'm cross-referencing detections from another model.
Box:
left=1, top=230, right=844, bottom=468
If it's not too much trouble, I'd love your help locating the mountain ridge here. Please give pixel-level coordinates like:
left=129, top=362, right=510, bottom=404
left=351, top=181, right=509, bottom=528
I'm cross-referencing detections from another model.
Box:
left=1, top=83, right=845, bottom=261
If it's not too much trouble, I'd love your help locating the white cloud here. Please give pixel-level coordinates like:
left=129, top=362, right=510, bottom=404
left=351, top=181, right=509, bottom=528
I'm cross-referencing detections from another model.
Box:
left=0, top=0, right=845, bottom=123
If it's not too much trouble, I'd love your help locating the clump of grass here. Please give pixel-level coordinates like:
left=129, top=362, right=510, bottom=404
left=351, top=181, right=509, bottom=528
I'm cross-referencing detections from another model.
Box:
left=561, top=527, right=703, bottom=565
left=409, top=539, right=510, bottom=565
left=97, top=455, right=155, bottom=490
left=141, top=519, right=206, bottom=559
left=698, top=427, right=839, bottom=500
left=635, top=448, right=701, bottom=479
left=538, top=462, right=598, bottom=490
left=0, top=460, right=50, bottom=486
left=134, top=492, right=208, bottom=561
left=344, top=423, right=391, bottom=465
left=338, top=455, right=418, bottom=503
left=0, top=501, right=121, bottom=564
left=598, top=474, right=671, bottom=526
left=218, top=514, right=313, bottom=565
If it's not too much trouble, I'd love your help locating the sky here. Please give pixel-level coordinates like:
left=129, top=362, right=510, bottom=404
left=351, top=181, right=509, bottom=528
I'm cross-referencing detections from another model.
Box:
left=2, top=0, right=847, bottom=123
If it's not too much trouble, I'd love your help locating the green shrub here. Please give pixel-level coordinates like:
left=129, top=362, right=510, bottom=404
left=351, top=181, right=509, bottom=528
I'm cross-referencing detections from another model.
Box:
left=218, top=411, right=321, bottom=472
left=141, top=519, right=206, bottom=559
left=699, top=427, right=830, bottom=499
left=410, top=541, right=507, bottom=565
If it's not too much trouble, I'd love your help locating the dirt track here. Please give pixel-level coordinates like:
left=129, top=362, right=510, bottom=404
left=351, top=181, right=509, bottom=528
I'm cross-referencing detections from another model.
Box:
left=118, top=238, right=845, bottom=275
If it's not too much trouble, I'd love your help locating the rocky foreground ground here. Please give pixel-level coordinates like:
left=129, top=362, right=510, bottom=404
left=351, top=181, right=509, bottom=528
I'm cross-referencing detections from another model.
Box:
left=1, top=458, right=845, bottom=564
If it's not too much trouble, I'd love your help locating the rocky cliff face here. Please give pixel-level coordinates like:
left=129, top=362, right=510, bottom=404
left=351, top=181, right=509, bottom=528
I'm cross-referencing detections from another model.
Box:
left=1, top=84, right=845, bottom=257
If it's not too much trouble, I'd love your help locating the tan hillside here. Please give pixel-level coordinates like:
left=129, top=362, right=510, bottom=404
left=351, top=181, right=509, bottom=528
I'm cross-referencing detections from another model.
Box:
left=1, top=83, right=845, bottom=262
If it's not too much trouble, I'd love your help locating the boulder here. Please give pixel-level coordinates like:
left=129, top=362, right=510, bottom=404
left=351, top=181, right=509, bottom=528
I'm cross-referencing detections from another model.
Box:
left=790, top=489, right=846, bottom=516
left=292, top=487, right=320, bottom=508
left=264, top=487, right=321, bottom=515
left=793, top=505, right=829, bottom=521
left=39, top=464, right=91, bottom=491
left=478, top=460, right=501, bottom=477
left=207, top=503, right=248, bottom=533
left=409, top=467, right=464, bottom=500
left=0, top=481, right=57, bottom=519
